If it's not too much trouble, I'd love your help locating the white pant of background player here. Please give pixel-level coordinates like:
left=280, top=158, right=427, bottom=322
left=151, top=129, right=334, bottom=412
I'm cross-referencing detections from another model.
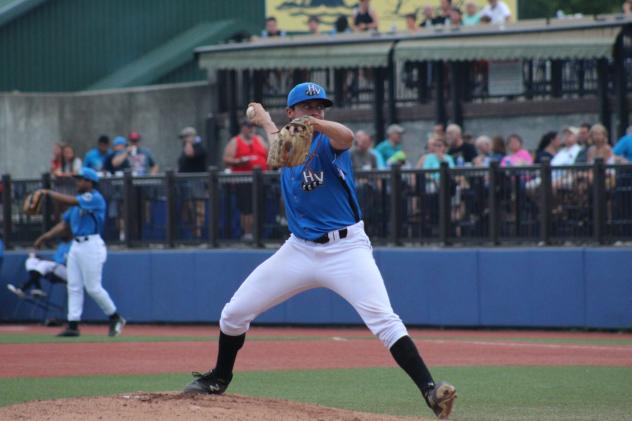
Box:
left=220, top=221, right=408, bottom=348
left=66, top=235, right=117, bottom=321
left=25, top=256, right=67, bottom=280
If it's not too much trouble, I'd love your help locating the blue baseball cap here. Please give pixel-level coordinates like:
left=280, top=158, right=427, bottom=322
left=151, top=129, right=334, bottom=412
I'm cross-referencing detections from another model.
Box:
left=112, top=136, right=127, bottom=146
left=75, top=167, right=100, bottom=183
left=287, top=82, right=333, bottom=108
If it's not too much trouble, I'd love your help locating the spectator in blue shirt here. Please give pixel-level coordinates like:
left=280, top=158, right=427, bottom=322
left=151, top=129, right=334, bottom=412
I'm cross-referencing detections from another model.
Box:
left=613, top=126, right=632, bottom=163
left=83, top=135, right=111, bottom=173
left=375, top=124, right=406, bottom=166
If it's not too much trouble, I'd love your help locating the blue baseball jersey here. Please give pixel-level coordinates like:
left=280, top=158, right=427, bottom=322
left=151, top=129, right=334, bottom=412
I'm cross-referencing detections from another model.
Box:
left=63, top=190, right=106, bottom=236
left=281, top=132, right=362, bottom=241
left=83, top=148, right=111, bottom=171
left=53, top=241, right=71, bottom=264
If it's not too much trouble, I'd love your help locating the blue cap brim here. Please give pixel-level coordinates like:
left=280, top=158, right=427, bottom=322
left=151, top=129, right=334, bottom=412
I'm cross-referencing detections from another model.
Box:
left=289, top=98, right=333, bottom=108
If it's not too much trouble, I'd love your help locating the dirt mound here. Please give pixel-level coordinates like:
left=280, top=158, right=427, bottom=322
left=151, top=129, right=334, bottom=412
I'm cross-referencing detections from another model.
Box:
left=0, top=392, right=428, bottom=420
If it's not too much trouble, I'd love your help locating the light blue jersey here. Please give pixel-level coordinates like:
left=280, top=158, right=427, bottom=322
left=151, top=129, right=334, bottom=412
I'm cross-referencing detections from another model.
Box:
left=83, top=148, right=110, bottom=171
left=63, top=190, right=106, bottom=236
left=281, top=132, right=361, bottom=241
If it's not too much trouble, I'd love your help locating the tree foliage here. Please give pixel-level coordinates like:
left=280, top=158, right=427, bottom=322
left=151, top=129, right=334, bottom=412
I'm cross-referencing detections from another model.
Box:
left=519, top=0, right=623, bottom=19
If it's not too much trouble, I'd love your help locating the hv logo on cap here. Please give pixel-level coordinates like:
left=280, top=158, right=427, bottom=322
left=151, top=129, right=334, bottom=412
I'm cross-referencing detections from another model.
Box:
left=305, top=84, right=321, bottom=96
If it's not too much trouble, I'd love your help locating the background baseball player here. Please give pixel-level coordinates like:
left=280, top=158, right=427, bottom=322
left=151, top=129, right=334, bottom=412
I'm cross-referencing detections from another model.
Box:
left=184, top=82, right=456, bottom=419
left=34, top=167, right=125, bottom=337
left=7, top=240, right=70, bottom=298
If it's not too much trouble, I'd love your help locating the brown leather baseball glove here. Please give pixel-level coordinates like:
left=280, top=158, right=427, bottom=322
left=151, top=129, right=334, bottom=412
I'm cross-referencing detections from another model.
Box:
left=23, top=190, right=44, bottom=215
left=267, top=117, right=314, bottom=168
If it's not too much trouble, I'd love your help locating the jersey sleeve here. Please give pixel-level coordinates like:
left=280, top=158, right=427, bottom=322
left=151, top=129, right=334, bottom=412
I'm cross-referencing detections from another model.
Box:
left=62, top=208, right=72, bottom=224
left=76, top=192, right=104, bottom=212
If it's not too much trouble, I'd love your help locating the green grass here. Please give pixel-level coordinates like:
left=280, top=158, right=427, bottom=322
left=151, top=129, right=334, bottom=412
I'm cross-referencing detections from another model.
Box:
left=2, top=367, right=632, bottom=420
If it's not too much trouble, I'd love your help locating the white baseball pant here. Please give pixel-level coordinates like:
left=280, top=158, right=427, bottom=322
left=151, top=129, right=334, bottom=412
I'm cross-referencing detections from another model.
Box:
left=220, top=221, right=408, bottom=349
left=66, top=235, right=116, bottom=321
left=25, top=256, right=67, bottom=281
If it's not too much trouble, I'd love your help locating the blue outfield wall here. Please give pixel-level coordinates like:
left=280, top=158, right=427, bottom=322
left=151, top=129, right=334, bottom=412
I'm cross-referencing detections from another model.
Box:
left=1, top=248, right=631, bottom=329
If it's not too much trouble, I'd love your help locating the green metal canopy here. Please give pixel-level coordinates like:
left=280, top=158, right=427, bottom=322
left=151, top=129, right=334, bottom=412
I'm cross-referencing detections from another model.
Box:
left=198, top=38, right=394, bottom=71
left=394, top=26, right=621, bottom=63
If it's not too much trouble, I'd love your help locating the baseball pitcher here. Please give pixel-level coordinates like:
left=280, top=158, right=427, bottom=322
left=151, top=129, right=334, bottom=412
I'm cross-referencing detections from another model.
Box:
left=184, top=83, right=456, bottom=419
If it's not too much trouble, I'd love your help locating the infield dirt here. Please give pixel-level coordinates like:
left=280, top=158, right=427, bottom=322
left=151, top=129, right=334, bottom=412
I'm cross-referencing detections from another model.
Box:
left=0, top=392, right=430, bottom=420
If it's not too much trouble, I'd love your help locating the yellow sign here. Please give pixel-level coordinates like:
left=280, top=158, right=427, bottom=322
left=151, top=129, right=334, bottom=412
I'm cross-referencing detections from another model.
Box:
left=266, top=0, right=518, bottom=33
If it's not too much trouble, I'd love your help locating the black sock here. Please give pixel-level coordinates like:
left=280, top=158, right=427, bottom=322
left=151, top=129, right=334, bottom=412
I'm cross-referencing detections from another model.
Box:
left=22, top=271, right=42, bottom=290
left=214, top=331, right=246, bottom=380
left=108, top=312, right=120, bottom=321
left=68, top=321, right=79, bottom=330
left=390, top=336, right=435, bottom=397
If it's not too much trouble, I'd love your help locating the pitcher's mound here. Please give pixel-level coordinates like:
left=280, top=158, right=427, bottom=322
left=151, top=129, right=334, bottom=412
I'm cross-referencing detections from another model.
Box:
left=0, top=392, right=431, bottom=420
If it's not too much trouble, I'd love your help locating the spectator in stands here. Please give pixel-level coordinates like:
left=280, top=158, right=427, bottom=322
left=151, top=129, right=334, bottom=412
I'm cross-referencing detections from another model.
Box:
left=586, top=124, right=614, bottom=164
left=103, top=136, right=131, bottom=176
left=433, top=122, right=446, bottom=138
left=223, top=119, right=268, bottom=241
left=177, top=127, right=207, bottom=173
left=351, top=130, right=378, bottom=171
left=473, top=135, right=493, bottom=166
left=375, top=124, right=405, bottom=165
left=535, top=131, right=561, bottom=163
left=463, top=2, right=481, bottom=26
left=7, top=241, right=69, bottom=299
left=405, top=13, right=419, bottom=33
left=434, top=0, right=453, bottom=25
left=574, top=122, right=592, bottom=163
left=334, top=15, right=352, bottom=34
left=501, top=134, right=533, bottom=166
left=261, top=16, right=286, bottom=38
left=55, top=144, right=82, bottom=177
left=481, top=0, right=512, bottom=24
left=178, top=127, right=207, bottom=238
left=613, top=126, right=632, bottom=163
left=352, top=0, right=379, bottom=32
left=50, top=143, right=63, bottom=175
left=551, top=127, right=582, bottom=165
left=491, top=135, right=506, bottom=161
left=83, top=135, right=111, bottom=173
left=624, top=0, right=632, bottom=14
left=416, top=135, right=438, bottom=168
left=420, top=6, right=436, bottom=28
left=422, top=137, right=455, bottom=182
left=449, top=7, right=463, bottom=26
left=307, top=15, right=321, bottom=35
left=446, top=124, right=477, bottom=166
left=123, top=132, right=159, bottom=176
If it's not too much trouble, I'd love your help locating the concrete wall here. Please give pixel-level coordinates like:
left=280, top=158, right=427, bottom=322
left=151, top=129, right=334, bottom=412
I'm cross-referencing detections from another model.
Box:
left=0, top=82, right=211, bottom=178
left=2, top=81, right=625, bottom=178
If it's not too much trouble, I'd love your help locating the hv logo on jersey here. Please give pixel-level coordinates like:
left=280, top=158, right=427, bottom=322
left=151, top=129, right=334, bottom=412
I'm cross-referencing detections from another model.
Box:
left=301, top=169, right=324, bottom=191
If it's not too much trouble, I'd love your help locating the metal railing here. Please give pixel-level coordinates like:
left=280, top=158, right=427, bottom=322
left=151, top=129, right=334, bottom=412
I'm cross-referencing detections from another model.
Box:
left=225, top=57, right=629, bottom=112
left=1, top=160, right=631, bottom=248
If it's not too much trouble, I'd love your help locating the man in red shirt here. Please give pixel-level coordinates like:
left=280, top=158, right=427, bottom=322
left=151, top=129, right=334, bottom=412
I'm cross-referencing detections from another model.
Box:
left=223, top=120, right=269, bottom=241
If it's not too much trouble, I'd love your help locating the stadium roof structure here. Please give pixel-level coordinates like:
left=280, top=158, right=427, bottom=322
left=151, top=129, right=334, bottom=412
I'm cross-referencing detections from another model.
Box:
left=88, top=20, right=250, bottom=90
left=196, top=14, right=631, bottom=72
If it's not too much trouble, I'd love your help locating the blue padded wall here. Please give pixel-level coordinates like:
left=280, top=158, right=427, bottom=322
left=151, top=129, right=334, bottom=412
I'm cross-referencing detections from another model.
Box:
left=1, top=247, right=630, bottom=329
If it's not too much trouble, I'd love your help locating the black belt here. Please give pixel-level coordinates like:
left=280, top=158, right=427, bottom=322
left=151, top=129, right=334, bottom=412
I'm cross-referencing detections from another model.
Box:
left=74, top=236, right=91, bottom=243
left=313, top=228, right=348, bottom=244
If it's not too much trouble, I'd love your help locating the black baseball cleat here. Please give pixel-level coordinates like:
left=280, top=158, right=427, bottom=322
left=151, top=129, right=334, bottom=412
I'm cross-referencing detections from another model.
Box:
left=183, top=370, right=232, bottom=395
left=108, top=315, right=126, bottom=337
left=423, top=381, right=457, bottom=419
left=56, top=328, right=80, bottom=337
